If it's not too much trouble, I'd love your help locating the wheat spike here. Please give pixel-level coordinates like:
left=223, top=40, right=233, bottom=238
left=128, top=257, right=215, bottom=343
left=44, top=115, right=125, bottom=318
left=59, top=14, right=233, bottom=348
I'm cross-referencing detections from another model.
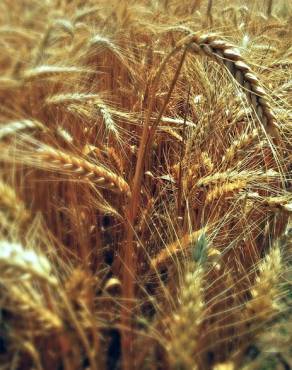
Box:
left=221, top=129, right=260, bottom=164
left=185, top=33, right=280, bottom=139
left=151, top=227, right=208, bottom=269
left=45, top=93, right=99, bottom=106
left=0, top=180, right=29, bottom=222
left=0, top=240, right=57, bottom=285
left=246, top=192, right=292, bottom=212
left=196, top=169, right=278, bottom=188
left=22, top=65, right=90, bottom=81
left=2, top=284, right=63, bottom=333
left=205, top=180, right=247, bottom=204
left=38, top=146, right=131, bottom=197
left=165, top=263, right=204, bottom=369
left=245, top=244, right=283, bottom=323
left=0, top=119, right=43, bottom=140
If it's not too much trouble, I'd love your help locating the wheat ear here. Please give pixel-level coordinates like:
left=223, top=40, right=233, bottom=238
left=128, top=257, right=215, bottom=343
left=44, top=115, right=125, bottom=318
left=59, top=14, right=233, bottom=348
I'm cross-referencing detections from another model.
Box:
left=0, top=240, right=57, bottom=285
left=151, top=227, right=208, bottom=269
left=2, top=284, right=63, bottom=333
left=196, top=169, right=278, bottom=188
left=185, top=33, right=280, bottom=140
left=0, top=119, right=43, bottom=140
left=205, top=180, right=247, bottom=204
left=221, top=129, right=260, bottom=164
left=245, top=244, right=282, bottom=323
left=166, top=264, right=203, bottom=369
left=0, top=180, right=29, bottom=222
left=246, top=192, right=292, bottom=212
left=38, top=147, right=131, bottom=197
left=22, top=65, right=90, bottom=81
left=46, top=93, right=119, bottom=137
left=45, top=93, right=99, bottom=106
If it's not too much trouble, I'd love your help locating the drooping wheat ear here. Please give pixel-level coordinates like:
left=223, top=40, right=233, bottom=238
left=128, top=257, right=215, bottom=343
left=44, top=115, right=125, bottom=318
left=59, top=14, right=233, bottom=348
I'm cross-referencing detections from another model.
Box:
left=151, top=226, right=208, bottom=269
left=0, top=180, right=29, bottom=222
left=38, top=147, right=131, bottom=197
left=221, top=129, right=260, bottom=164
left=196, top=169, right=278, bottom=188
left=205, top=180, right=247, bottom=204
left=0, top=240, right=57, bottom=285
left=245, top=244, right=282, bottom=324
left=187, top=34, right=280, bottom=140
left=0, top=119, right=44, bottom=140
left=165, top=263, right=204, bottom=369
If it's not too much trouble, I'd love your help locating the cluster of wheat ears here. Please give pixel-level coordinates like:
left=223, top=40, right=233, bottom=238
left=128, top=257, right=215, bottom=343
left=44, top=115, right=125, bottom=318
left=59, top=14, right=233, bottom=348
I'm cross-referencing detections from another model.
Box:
left=0, top=0, right=291, bottom=369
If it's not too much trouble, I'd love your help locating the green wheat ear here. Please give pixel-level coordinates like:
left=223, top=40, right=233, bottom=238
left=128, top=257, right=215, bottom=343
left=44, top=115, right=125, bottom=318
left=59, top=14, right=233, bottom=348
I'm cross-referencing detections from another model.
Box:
left=191, top=232, right=208, bottom=264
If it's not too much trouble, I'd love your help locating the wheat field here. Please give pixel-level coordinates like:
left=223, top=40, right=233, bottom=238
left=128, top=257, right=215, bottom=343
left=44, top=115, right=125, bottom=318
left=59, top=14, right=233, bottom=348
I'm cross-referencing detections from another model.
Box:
left=0, top=0, right=291, bottom=369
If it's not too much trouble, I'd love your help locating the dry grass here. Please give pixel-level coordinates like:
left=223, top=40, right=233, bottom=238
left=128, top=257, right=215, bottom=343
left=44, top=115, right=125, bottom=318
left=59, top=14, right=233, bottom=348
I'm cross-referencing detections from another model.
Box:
left=0, top=0, right=291, bottom=369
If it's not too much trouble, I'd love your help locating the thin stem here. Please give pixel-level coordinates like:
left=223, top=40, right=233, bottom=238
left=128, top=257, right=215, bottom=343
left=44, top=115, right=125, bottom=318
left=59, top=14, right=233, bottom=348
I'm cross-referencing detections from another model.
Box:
left=267, top=0, right=273, bottom=16
left=60, top=291, right=97, bottom=370
left=177, top=84, right=191, bottom=225
left=121, top=40, right=187, bottom=370
left=207, top=0, right=213, bottom=24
